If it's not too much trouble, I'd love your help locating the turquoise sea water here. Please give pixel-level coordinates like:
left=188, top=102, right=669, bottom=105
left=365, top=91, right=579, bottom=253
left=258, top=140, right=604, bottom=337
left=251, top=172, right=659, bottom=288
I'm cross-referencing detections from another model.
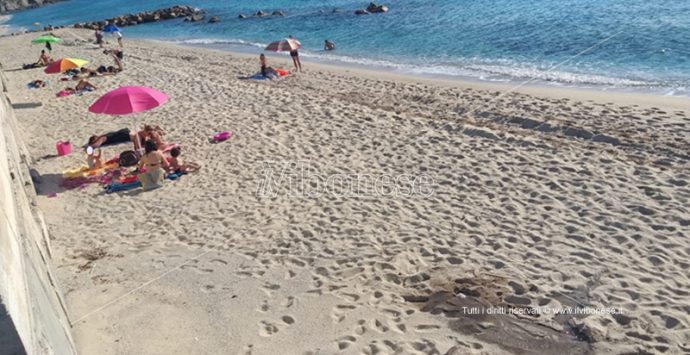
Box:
left=2, top=0, right=690, bottom=95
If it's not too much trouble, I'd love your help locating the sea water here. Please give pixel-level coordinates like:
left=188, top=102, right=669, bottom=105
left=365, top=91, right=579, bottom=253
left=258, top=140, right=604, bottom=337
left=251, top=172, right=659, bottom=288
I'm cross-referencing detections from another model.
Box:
left=2, top=0, right=689, bottom=95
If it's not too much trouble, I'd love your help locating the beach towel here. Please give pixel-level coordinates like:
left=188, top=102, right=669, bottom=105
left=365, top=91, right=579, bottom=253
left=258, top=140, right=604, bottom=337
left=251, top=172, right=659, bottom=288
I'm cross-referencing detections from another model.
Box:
left=105, top=171, right=183, bottom=193
left=27, top=80, right=49, bottom=89
left=56, top=89, right=73, bottom=97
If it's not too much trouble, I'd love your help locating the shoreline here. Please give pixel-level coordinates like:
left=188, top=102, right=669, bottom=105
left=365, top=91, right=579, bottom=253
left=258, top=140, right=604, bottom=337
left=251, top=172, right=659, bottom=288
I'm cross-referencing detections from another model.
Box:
left=145, top=36, right=690, bottom=100
left=150, top=38, right=690, bottom=111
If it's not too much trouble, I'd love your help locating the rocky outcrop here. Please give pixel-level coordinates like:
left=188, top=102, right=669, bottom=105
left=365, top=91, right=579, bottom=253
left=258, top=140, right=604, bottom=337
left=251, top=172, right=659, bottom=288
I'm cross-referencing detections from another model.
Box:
left=0, top=0, right=66, bottom=14
left=239, top=10, right=286, bottom=19
left=208, top=16, right=219, bottom=23
left=184, top=14, right=205, bottom=22
left=356, top=2, right=388, bottom=14
left=72, top=5, right=203, bottom=30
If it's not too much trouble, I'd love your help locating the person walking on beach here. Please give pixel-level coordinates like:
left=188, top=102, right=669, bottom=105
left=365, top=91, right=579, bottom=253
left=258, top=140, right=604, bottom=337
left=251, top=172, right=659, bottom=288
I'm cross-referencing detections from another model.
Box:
left=115, top=30, right=123, bottom=47
left=288, top=35, right=302, bottom=72
left=95, top=28, right=104, bottom=48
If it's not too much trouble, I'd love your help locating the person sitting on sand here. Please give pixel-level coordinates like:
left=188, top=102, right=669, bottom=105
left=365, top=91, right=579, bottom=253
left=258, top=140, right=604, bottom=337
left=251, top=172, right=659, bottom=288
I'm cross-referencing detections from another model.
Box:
left=259, top=54, right=278, bottom=79
left=86, top=146, right=103, bottom=170
left=88, top=128, right=142, bottom=152
left=137, top=140, right=169, bottom=191
left=324, top=40, right=336, bottom=51
left=75, top=79, right=97, bottom=91
left=38, top=50, right=52, bottom=66
left=104, top=48, right=124, bottom=60
left=137, top=125, right=167, bottom=150
left=168, top=147, right=201, bottom=174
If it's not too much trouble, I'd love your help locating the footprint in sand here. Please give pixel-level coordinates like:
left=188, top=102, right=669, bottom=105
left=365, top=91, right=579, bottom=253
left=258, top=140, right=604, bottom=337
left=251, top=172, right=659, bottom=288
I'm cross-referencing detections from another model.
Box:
left=335, top=335, right=357, bottom=350
left=258, top=321, right=279, bottom=337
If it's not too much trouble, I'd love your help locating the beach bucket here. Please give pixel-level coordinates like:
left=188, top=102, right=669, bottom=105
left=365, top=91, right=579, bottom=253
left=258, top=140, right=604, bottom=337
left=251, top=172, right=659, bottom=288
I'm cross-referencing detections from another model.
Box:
left=56, top=140, right=72, bottom=156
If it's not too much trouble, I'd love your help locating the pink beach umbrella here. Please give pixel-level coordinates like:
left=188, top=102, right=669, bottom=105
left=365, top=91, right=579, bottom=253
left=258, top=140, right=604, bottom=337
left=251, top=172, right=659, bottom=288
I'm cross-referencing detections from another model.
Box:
left=265, top=38, right=301, bottom=52
left=89, top=86, right=168, bottom=115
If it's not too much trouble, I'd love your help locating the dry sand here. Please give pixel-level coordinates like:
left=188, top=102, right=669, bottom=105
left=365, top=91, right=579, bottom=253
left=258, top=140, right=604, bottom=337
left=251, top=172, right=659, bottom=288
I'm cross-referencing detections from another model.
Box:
left=1, top=28, right=689, bottom=355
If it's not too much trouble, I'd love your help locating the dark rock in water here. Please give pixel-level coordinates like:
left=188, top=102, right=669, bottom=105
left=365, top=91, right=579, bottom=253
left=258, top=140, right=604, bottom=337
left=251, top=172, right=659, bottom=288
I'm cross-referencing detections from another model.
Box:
left=366, top=2, right=389, bottom=13
left=62, top=6, right=205, bottom=33
left=187, top=14, right=205, bottom=22
left=272, top=10, right=284, bottom=16
left=238, top=13, right=247, bottom=19
left=256, top=10, right=267, bottom=17
left=355, top=9, right=369, bottom=15
left=208, top=16, right=220, bottom=23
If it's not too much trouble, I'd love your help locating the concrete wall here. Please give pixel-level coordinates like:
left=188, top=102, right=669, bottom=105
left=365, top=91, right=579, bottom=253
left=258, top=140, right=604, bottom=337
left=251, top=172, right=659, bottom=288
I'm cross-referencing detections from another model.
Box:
left=0, top=66, right=77, bottom=354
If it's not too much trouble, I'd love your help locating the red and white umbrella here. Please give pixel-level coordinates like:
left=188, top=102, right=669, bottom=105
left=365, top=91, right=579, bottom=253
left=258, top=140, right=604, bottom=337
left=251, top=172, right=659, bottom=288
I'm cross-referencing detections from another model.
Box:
left=265, top=38, right=301, bottom=52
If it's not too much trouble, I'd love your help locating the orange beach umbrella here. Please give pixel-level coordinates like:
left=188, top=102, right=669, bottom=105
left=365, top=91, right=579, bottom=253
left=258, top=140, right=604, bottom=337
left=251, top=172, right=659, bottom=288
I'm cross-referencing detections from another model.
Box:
left=44, top=58, right=89, bottom=74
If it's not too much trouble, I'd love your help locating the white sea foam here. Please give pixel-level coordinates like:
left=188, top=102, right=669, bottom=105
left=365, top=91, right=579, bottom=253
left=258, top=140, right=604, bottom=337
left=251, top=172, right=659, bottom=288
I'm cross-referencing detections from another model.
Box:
left=175, top=37, right=265, bottom=49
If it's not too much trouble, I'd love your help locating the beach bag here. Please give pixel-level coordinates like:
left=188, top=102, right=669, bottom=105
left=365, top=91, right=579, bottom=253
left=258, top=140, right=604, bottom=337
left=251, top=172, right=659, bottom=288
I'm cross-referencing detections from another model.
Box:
left=56, top=140, right=72, bottom=156
left=118, top=150, right=139, bottom=167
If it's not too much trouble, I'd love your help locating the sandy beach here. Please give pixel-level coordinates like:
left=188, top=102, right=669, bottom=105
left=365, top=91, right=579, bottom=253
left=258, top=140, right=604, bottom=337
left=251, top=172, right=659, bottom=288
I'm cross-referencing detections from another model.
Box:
left=1, top=28, right=689, bottom=354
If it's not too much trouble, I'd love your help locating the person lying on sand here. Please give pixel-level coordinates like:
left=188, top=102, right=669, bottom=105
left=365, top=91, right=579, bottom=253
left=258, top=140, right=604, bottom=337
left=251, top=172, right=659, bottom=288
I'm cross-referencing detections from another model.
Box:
left=28, top=80, right=47, bottom=88
left=167, top=146, right=201, bottom=174
left=74, top=67, right=100, bottom=79
left=88, top=128, right=142, bottom=152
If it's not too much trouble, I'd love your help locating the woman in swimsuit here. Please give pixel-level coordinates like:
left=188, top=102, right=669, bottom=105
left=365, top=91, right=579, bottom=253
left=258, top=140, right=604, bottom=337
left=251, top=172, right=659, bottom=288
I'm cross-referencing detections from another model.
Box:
left=137, top=140, right=169, bottom=190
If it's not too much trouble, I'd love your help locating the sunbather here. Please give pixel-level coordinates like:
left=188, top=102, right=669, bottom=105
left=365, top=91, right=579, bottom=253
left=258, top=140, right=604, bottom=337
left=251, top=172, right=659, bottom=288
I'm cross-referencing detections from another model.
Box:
left=75, top=79, right=97, bottom=91
left=137, top=140, right=169, bottom=191
left=87, top=128, right=142, bottom=151
left=259, top=53, right=278, bottom=79
left=137, top=125, right=167, bottom=150
left=28, top=80, right=46, bottom=88
left=38, top=50, right=52, bottom=66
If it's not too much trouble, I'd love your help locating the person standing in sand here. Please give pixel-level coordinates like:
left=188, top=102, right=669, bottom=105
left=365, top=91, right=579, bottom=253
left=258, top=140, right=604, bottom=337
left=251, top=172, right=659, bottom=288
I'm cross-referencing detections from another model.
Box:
left=115, top=30, right=123, bottom=47
left=288, top=35, right=302, bottom=72
left=95, top=28, right=104, bottom=48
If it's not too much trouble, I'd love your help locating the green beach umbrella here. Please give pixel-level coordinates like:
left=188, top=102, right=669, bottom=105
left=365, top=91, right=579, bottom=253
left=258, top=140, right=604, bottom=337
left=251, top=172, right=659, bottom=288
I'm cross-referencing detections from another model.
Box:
left=31, top=35, right=61, bottom=44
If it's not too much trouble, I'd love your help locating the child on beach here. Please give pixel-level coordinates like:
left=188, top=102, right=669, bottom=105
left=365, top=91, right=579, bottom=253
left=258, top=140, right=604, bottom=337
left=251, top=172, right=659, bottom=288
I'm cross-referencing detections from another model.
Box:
left=168, top=147, right=201, bottom=174
left=86, top=146, right=103, bottom=170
